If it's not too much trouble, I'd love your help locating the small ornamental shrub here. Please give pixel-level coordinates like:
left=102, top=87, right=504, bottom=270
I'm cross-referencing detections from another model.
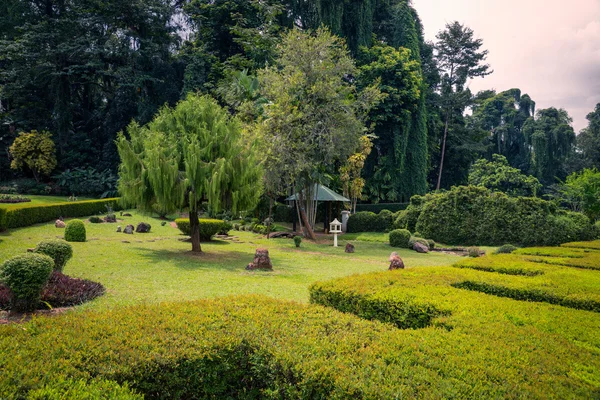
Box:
left=468, top=247, right=482, bottom=258
left=233, top=223, right=240, bottom=231
left=0, top=253, right=53, bottom=312
left=294, top=236, right=302, bottom=247
left=427, top=239, right=436, bottom=250
left=376, top=210, right=395, bottom=232
left=0, top=194, right=31, bottom=204
left=175, top=218, right=226, bottom=241
left=64, top=219, right=86, bottom=242
left=218, top=221, right=233, bottom=235
left=33, top=240, right=73, bottom=272
left=389, top=229, right=411, bottom=248
left=89, top=216, right=103, bottom=223
left=346, top=212, right=378, bottom=233
left=408, top=237, right=429, bottom=249
left=495, top=244, right=518, bottom=254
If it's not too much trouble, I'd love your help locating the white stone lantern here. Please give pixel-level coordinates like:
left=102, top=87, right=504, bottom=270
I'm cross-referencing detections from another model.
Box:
left=330, top=218, right=342, bottom=247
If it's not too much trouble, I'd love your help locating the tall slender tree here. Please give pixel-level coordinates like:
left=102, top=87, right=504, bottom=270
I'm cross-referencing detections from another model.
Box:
left=434, top=21, right=492, bottom=190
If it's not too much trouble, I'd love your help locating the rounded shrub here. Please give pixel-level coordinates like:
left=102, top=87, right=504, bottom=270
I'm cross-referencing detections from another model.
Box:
left=294, top=236, right=302, bottom=248
left=347, top=211, right=378, bottom=233
left=468, top=247, right=482, bottom=258
left=64, top=219, right=86, bottom=242
left=389, top=229, right=411, bottom=248
left=33, top=240, right=73, bottom=272
left=88, top=216, right=102, bottom=223
left=427, top=239, right=436, bottom=250
left=0, top=253, right=53, bottom=312
left=495, top=244, right=518, bottom=254
left=408, top=237, right=429, bottom=249
left=175, top=218, right=191, bottom=235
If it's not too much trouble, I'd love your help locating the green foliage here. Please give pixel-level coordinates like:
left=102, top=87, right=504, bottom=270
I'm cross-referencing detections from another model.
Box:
left=64, top=220, right=86, bottom=243
left=408, top=236, right=429, bottom=249
left=354, top=203, right=409, bottom=213
left=347, top=212, right=377, bottom=233
left=293, top=236, right=302, bottom=248
left=0, top=253, right=53, bottom=312
left=0, top=194, right=30, bottom=203
left=27, top=378, right=141, bottom=400
left=389, top=229, right=411, bottom=248
left=495, top=244, right=518, bottom=254
left=576, top=103, right=600, bottom=167
left=53, top=168, right=118, bottom=198
left=552, top=168, right=600, bottom=221
left=33, top=240, right=73, bottom=272
left=413, top=186, right=595, bottom=246
left=393, top=195, right=426, bottom=232
left=0, top=198, right=122, bottom=231
left=117, top=94, right=262, bottom=252
left=9, top=131, right=57, bottom=182
left=469, top=154, right=541, bottom=196
left=175, top=218, right=227, bottom=241
left=468, top=247, right=482, bottom=258
left=427, top=239, right=436, bottom=250
left=89, top=216, right=103, bottom=224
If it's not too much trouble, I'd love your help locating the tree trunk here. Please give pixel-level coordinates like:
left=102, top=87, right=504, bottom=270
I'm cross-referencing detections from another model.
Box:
left=436, top=109, right=452, bottom=191
left=267, top=195, right=273, bottom=239
left=189, top=207, right=202, bottom=253
left=297, top=190, right=316, bottom=240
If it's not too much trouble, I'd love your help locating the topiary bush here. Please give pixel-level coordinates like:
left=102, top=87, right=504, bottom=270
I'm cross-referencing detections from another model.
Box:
left=33, top=240, right=73, bottom=272
left=0, top=253, right=53, bottom=312
left=389, top=229, right=411, bottom=248
left=468, top=247, right=482, bottom=258
left=88, top=216, right=102, bottom=223
left=347, top=210, right=395, bottom=233
left=64, top=219, right=86, bottom=242
left=495, top=244, right=518, bottom=254
left=175, top=218, right=226, bottom=241
left=294, top=236, right=302, bottom=247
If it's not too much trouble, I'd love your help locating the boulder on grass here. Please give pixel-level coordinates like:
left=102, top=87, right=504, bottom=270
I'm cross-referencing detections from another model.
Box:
left=123, top=225, right=134, bottom=234
left=136, top=222, right=151, bottom=233
left=55, top=220, right=66, bottom=228
left=116, top=226, right=122, bottom=233
left=389, top=253, right=405, bottom=270
left=345, top=243, right=355, bottom=253
left=246, top=248, right=273, bottom=271
left=413, top=242, right=429, bottom=253
left=122, top=213, right=132, bottom=217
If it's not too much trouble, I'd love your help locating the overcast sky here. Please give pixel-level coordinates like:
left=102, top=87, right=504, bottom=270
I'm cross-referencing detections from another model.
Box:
left=412, top=0, right=600, bottom=132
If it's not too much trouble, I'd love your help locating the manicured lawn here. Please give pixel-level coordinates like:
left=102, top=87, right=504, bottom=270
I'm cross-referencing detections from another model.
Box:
left=0, top=195, right=91, bottom=209
left=0, top=211, right=460, bottom=309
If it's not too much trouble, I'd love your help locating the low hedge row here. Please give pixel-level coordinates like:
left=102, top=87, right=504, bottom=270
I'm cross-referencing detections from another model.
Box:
left=346, top=210, right=399, bottom=233
left=175, top=218, right=229, bottom=240
left=354, top=202, right=409, bottom=213
left=0, top=198, right=122, bottom=230
left=4, top=293, right=599, bottom=399
left=309, top=263, right=600, bottom=398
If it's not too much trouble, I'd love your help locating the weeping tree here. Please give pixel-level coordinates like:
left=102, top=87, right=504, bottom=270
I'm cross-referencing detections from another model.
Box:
left=257, top=28, right=381, bottom=240
left=117, top=94, right=262, bottom=252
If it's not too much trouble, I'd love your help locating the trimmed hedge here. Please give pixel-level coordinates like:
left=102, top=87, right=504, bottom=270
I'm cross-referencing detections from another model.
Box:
left=355, top=202, right=409, bottom=213
left=389, top=229, right=411, bottom=248
left=64, top=220, right=86, bottom=242
left=412, top=186, right=596, bottom=246
left=347, top=210, right=395, bottom=233
left=175, top=218, right=228, bottom=240
left=0, top=254, right=54, bottom=312
left=0, top=198, right=122, bottom=231
left=33, top=240, right=73, bottom=272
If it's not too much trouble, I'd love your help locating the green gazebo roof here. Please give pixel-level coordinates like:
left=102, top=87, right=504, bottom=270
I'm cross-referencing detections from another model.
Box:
left=285, top=184, right=350, bottom=202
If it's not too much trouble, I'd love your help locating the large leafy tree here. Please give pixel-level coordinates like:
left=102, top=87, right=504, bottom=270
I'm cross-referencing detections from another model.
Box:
left=551, top=168, right=600, bottom=221
left=469, top=89, right=536, bottom=171
left=9, top=130, right=57, bottom=182
left=257, top=28, right=381, bottom=239
left=576, top=103, right=600, bottom=168
left=0, top=0, right=181, bottom=171
left=434, top=21, right=492, bottom=190
left=525, top=107, right=575, bottom=185
left=117, top=94, right=262, bottom=252
left=468, top=154, right=541, bottom=197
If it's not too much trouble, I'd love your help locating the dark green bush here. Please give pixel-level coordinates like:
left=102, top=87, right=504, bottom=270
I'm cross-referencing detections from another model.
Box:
left=413, top=186, right=595, bottom=246
left=175, top=218, right=227, bottom=240
left=389, top=229, right=411, bottom=248
left=377, top=209, right=394, bottom=232
left=293, top=236, right=302, bottom=247
left=64, top=220, right=86, bottom=242
left=89, top=216, right=102, bottom=223
left=354, top=203, right=409, bottom=213
left=347, top=210, right=393, bottom=233
left=427, top=239, right=436, bottom=250
left=0, top=253, right=53, bottom=312
left=0, top=198, right=122, bottom=231
left=495, top=244, right=518, bottom=254
left=408, top=237, right=429, bottom=249
left=33, top=240, right=73, bottom=272
left=468, top=247, right=482, bottom=258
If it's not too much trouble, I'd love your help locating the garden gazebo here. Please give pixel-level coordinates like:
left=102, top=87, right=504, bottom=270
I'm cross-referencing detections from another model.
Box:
left=285, top=184, right=350, bottom=233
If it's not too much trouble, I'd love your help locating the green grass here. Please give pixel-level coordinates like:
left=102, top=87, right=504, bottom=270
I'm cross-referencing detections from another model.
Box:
left=0, top=212, right=459, bottom=309
left=0, top=195, right=92, bottom=209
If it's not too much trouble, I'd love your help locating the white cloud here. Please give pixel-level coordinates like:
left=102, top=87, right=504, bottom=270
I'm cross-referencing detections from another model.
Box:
left=413, top=0, right=600, bottom=131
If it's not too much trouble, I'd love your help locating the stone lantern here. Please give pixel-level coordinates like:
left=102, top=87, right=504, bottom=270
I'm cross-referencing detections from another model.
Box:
left=330, top=218, right=342, bottom=247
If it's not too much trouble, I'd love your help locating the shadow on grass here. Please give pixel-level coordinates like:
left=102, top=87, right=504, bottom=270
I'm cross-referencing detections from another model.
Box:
left=133, top=245, right=251, bottom=272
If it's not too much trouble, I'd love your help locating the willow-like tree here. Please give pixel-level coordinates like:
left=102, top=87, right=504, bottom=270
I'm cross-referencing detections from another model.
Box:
left=117, top=94, right=262, bottom=252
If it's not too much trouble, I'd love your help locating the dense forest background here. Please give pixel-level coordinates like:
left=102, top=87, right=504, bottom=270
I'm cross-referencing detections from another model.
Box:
left=1, top=0, right=599, bottom=202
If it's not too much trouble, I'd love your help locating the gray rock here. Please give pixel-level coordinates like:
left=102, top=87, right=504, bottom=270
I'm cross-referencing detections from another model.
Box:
left=345, top=243, right=355, bottom=253
left=116, top=226, right=122, bottom=233
left=55, top=220, right=66, bottom=228
left=123, top=224, right=134, bottom=234
left=246, top=248, right=273, bottom=271
left=413, top=242, right=429, bottom=253
left=136, top=222, right=151, bottom=233
left=389, top=256, right=405, bottom=270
